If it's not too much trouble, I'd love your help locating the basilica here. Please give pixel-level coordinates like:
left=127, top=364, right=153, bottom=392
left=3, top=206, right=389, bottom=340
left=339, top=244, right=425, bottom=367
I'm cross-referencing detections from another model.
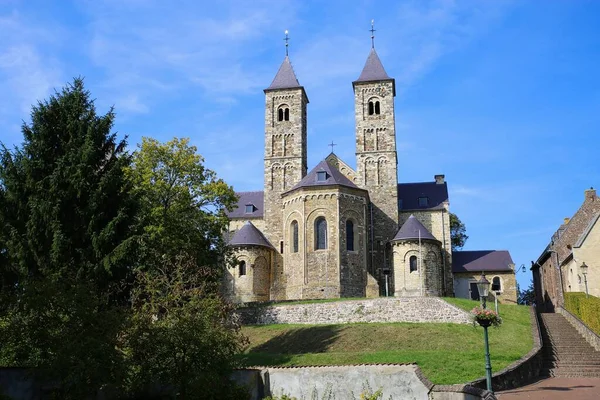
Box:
left=224, top=38, right=517, bottom=303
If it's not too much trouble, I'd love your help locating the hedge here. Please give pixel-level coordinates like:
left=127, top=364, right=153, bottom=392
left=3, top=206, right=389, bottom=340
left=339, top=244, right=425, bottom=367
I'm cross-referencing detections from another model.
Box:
left=564, top=292, right=600, bottom=335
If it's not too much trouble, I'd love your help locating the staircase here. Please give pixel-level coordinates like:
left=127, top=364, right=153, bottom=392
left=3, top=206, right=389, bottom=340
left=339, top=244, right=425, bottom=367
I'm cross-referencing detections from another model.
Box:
left=539, top=313, right=600, bottom=377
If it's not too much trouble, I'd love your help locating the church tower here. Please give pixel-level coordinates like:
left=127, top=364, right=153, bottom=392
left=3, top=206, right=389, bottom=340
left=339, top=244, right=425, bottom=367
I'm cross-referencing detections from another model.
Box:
left=263, top=49, right=308, bottom=299
left=353, top=41, right=398, bottom=282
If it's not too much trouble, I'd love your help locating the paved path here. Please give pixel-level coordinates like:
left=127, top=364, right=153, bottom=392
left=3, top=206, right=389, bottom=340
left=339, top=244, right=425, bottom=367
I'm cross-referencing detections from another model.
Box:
left=496, top=377, right=600, bottom=400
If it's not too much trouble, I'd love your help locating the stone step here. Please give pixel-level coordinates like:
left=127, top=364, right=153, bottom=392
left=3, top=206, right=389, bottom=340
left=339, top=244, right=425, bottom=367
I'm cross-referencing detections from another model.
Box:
left=540, top=368, right=600, bottom=378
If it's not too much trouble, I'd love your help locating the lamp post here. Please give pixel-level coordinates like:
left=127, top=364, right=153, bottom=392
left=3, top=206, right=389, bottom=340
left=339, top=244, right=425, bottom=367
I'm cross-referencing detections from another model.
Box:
left=476, top=273, right=493, bottom=393
left=581, top=262, right=589, bottom=298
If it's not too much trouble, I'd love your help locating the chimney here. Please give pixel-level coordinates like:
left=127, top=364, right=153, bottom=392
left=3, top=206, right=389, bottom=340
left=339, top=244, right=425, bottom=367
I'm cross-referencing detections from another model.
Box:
left=434, top=174, right=445, bottom=185
left=585, top=187, right=596, bottom=201
left=563, top=217, right=570, bottom=225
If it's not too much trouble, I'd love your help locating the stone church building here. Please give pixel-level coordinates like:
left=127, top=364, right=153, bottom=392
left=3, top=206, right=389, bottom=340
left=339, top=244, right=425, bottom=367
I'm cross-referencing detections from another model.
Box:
left=224, top=42, right=517, bottom=303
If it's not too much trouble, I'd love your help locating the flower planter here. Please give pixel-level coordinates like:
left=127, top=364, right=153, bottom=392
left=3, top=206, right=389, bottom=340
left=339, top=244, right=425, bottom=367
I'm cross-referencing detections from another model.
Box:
left=476, top=318, right=492, bottom=328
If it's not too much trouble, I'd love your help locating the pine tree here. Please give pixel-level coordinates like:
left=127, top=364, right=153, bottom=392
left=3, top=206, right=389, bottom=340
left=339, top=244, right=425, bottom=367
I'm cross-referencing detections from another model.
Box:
left=0, top=78, right=139, bottom=397
left=0, top=78, right=138, bottom=295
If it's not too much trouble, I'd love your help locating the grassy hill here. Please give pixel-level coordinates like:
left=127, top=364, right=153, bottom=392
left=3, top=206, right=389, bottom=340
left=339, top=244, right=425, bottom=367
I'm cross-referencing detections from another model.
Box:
left=238, top=298, right=532, bottom=384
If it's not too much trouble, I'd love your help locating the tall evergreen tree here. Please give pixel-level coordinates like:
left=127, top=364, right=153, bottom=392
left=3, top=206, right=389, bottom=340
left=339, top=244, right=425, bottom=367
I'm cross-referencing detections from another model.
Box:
left=0, top=79, right=139, bottom=397
left=0, top=78, right=138, bottom=296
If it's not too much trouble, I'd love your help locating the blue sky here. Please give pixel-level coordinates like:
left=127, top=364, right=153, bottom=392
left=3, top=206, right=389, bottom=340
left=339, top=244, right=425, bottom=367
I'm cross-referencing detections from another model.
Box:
left=2, top=0, right=600, bottom=292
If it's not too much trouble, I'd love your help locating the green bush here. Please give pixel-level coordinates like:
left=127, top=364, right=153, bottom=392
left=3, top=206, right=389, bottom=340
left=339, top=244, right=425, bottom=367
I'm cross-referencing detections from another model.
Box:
left=564, top=292, right=600, bottom=335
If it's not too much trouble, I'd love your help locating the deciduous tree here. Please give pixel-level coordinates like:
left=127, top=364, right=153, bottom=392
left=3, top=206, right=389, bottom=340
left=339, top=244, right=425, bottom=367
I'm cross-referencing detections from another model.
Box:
left=449, top=212, right=468, bottom=251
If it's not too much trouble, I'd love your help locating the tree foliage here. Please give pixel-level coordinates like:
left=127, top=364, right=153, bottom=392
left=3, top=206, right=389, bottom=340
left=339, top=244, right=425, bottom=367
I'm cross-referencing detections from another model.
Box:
left=449, top=212, right=468, bottom=251
left=0, top=78, right=137, bottom=397
left=126, top=137, right=237, bottom=274
left=0, top=80, right=245, bottom=399
left=518, top=281, right=535, bottom=305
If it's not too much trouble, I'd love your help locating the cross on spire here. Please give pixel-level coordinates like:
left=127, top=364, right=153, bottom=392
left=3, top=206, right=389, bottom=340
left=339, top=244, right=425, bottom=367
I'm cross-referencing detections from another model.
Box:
left=370, top=19, right=376, bottom=48
left=284, top=29, right=289, bottom=56
left=329, top=141, right=337, bottom=153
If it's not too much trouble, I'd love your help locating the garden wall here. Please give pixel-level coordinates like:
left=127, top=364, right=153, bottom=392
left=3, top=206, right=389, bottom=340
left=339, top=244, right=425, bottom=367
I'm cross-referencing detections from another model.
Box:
left=236, top=297, right=471, bottom=325
left=232, top=364, right=496, bottom=400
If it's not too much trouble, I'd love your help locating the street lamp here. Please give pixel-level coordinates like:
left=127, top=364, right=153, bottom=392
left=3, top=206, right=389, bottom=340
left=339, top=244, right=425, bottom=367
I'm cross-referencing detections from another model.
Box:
left=476, top=272, right=493, bottom=394
left=581, top=262, right=589, bottom=298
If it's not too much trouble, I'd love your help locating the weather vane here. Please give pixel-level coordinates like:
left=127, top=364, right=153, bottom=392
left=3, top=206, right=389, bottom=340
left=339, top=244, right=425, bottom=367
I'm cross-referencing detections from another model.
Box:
left=370, top=19, right=376, bottom=48
left=284, top=30, right=289, bottom=56
left=329, top=141, right=337, bottom=153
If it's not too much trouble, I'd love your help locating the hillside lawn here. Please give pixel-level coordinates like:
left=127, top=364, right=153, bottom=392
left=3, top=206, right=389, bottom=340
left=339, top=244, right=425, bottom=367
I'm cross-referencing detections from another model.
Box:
left=238, top=298, right=533, bottom=384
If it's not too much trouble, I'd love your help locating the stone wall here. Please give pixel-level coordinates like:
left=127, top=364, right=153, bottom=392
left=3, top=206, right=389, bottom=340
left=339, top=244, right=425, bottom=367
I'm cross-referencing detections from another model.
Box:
left=453, top=272, right=517, bottom=304
left=558, top=306, right=600, bottom=351
left=393, top=240, right=443, bottom=297
left=231, top=365, right=496, bottom=400
left=399, top=209, right=453, bottom=296
left=236, top=297, right=471, bottom=325
left=225, top=246, right=273, bottom=303
left=354, top=80, right=399, bottom=289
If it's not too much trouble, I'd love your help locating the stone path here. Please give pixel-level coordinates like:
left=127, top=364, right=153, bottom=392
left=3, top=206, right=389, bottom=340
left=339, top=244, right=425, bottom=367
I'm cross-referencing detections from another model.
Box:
left=496, top=377, right=600, bottom=400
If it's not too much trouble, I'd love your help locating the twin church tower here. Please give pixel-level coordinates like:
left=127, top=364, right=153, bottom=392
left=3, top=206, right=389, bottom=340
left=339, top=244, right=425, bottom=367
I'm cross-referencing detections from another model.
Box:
left=225, top=30, right=454, bottom=302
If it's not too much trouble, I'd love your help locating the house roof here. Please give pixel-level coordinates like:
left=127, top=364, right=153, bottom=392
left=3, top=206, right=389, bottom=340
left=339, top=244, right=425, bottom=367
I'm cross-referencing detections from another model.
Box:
left=228, top=221, right=274, bottom=250
left=355, top=48, right=392, bottom=82
left=452, top=250, right=514, bottom=273
left=284, top=156, right=362, bottom=194
left=392, top=215, right=438, bottom=242
left=265, top=56, right=301, bottom=90
left=398, top=182, right=448, bottom=211
left=574, top=212, right=600, bottom=248
left=226, top=191, right=263, bottom=219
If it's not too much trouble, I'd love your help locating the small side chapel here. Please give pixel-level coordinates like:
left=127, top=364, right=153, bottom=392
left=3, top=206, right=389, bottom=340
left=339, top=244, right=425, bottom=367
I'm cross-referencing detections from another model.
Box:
left=223, top=30, right=516, bottom=303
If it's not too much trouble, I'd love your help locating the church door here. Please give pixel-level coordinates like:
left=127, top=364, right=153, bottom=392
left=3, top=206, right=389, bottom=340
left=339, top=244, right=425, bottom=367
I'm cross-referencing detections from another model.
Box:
left=469, top=282, right=480, bottom=300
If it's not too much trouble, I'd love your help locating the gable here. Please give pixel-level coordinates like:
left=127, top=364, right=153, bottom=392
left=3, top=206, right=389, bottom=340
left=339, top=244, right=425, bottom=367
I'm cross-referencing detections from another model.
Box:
left=325, top=153, right=358, bottom=184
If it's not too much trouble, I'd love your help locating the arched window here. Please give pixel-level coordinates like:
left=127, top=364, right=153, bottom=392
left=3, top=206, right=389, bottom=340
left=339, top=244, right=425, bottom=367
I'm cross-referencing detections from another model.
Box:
left=315, top=217, right=327, bottom=250
left=346, top=220, right=355, bottom=251
left=374, top=101, right=381, bottom=115
left=278, top=105, right=290, bottom=122
left=291, top=220, right=299, bottom=253
left=239, top=261, right=246, bottom=277
left=368, top=101, right=374, bottom=115
left=409, top=255, right=418, bottom=273
left=491, top=277, right=502, bottom=292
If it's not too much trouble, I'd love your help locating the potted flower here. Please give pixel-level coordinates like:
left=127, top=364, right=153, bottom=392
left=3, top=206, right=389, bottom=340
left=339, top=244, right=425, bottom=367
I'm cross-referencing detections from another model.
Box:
left=471, top=306, right=502, bottom=328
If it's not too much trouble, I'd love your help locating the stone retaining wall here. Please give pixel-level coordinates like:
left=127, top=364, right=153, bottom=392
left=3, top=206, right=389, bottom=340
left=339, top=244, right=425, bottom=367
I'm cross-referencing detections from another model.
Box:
left=232, top=365, right=496, bottom=400
left=471, top=306, right=543, bottom=392
left=236, top=297, right=472, bottom=325
left=557, top=306, right=600, bottom=351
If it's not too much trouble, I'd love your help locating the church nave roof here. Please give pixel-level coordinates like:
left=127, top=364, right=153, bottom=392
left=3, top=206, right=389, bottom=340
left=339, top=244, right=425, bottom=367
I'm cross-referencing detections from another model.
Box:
left=284, top=157, right=362, bottom=194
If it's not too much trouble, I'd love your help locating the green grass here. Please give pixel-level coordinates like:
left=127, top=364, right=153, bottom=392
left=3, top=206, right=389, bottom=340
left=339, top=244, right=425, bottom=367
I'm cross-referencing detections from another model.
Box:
left=238, top=299, right=533, bottom=385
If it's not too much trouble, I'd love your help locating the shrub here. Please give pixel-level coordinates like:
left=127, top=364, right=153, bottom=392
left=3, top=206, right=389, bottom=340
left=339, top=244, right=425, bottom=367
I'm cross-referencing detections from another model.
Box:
left=564, top=292, right=600, bottom=335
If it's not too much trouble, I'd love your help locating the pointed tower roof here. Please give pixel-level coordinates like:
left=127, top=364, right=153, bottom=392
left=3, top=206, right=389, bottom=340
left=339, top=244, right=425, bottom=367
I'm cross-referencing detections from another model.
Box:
left=228, top=221, right=275, bottom=250
left=393, top=215, right=438, bottom=242
left=356, top=48, right=391, bottom=82
left=265, top=56, right=301, bottom=90
left=353, top=48, right=396, bottom=95
left=284, top=157, right=362, bottom=194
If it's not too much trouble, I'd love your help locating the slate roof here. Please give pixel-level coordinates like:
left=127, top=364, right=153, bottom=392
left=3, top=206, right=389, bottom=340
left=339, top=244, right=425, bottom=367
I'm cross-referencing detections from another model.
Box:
left=574, top=212, right=600, bottom=248
left=355, top=48, right=392, bottom=82
left=284, top=156, right=362, bottom=194
left=392, top=215, right=438, bottom=242
left=228, top=221, right=274, bottom=250
left=398, top=182, right=448, bottom=211
left=452, top=251, right=514, bottom=273
left=227, top=191, right=264, bottom=219
left=266, top=56, right=301, bottom=90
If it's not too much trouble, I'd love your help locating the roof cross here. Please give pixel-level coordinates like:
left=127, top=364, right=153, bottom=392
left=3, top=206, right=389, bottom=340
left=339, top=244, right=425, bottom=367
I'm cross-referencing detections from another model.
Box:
left=284, top=30, right=289, bottom=56
left=370, top=19, right=376, bottom=48
left=329, top=141, right=337, bottom=153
